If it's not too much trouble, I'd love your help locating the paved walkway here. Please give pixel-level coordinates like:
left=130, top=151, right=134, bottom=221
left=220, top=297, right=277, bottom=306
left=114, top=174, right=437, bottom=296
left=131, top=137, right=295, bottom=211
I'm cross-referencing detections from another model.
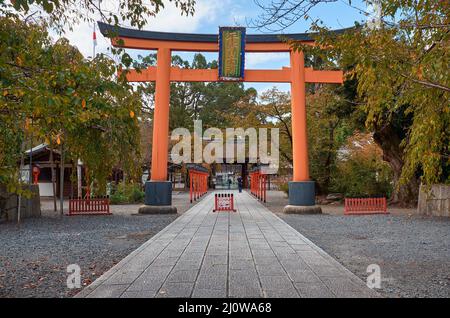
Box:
left=76, top=191, right=378, bottom=298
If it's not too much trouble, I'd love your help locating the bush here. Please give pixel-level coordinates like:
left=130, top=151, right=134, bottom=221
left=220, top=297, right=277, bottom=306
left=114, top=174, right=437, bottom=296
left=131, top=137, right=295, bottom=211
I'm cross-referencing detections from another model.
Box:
left=279, top=183, right=289, bottom=196
left=330, top=136, right=393, bottom=197
left=110, top=183, right=144, bottom=204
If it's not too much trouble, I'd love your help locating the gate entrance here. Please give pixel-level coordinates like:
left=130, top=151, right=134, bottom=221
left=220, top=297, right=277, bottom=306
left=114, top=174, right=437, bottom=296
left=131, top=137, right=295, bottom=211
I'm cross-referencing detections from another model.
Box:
left=98, top=22, right=344, bottom=214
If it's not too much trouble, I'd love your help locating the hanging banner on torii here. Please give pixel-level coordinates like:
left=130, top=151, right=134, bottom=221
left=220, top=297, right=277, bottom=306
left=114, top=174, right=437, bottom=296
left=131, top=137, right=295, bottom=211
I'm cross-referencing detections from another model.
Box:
left=218, top=27, right=246, bottom=81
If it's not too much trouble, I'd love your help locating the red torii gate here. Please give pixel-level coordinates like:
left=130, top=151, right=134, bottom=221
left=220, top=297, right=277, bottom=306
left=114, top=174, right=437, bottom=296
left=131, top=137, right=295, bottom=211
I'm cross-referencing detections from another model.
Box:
left=98, top=22, right=344, bottom=214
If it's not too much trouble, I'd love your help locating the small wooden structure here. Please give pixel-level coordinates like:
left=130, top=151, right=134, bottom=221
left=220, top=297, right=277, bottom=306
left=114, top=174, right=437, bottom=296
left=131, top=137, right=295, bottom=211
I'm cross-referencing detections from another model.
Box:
left=249, top=167, right=267, bottom=203
left=68, top=197, right=111, bottom=216
left=21, top=144, right=77, bottom=198
left=213, top=193, right=236, bottom=212
left=344, top=197, right=388, bottom=215
left=188, top=164, right=208, bottom=203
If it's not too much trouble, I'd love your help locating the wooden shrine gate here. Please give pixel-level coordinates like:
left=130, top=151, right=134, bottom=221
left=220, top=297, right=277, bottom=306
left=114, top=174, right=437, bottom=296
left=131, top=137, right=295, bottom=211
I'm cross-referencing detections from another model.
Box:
left=98, top=22, right=344, bottom=214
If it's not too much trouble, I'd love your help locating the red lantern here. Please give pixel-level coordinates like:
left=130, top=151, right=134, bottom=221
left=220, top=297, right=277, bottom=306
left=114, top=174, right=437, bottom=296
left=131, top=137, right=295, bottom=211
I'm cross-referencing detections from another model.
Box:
left=32, top=166, right=40, bottom=184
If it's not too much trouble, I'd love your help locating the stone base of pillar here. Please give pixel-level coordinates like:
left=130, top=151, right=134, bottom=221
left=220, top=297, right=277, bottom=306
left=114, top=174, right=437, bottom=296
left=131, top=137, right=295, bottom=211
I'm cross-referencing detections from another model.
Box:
left=283, top=205, right=322, bottom=214
left=138, top=205, right=177, bottom=214
left=140, top=181, right=176, bottom=214
left=284, top=181, right=321, bottom=214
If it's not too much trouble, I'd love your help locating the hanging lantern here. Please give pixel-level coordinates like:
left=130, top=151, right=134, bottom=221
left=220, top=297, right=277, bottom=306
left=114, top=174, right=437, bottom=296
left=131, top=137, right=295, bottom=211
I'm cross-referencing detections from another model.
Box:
left=32, top=166, right=40, bottom=184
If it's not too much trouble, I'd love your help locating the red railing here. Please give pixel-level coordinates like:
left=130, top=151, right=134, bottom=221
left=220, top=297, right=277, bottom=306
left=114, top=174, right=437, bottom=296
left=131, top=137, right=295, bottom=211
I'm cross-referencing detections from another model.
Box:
left=189, top=169, right=208, bottom=203
left=213, top=193, right=236, bottom=212
left=344, top=197, right=388, bottom=215
left=68, top=197, right=111, bottom=216
left=249, top=169, right=267, bottom=202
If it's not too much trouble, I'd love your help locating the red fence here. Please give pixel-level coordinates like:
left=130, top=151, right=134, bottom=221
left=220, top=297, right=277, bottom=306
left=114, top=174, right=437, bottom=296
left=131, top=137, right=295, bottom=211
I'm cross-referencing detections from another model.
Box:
left=249, top=170, right=267, bottom=202
left=68, top=197, right=111, bottom=216
left=344, top=197, right=388, bottom=215
left=189, top=169, right=208, bottom=203
left=213, top=193, right=236, bottom=212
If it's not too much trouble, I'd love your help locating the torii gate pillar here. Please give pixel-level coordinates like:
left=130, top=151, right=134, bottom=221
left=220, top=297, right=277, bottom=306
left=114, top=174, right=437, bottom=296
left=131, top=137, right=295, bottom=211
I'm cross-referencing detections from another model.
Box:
left=284, top=50, right=322, bottom=214
left=140, top=48, right=177, bottom=214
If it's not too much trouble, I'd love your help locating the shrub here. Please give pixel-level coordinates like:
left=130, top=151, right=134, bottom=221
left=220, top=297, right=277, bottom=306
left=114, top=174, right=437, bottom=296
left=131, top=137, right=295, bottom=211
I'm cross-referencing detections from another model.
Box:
left=330, top=133, right=393, bottom=197
left=331, top=157, right=392, bottom=197
left=110, top=182, right=144, bottom=204
left=279, top=183, right=289, bottom=196
left=110, top=193, right=128, bottom=205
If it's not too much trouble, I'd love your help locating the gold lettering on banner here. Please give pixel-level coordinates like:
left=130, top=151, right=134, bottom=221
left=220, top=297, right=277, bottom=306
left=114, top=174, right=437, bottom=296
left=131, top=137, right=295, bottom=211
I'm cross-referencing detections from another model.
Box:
left=223, top=31, right=240, bottom=77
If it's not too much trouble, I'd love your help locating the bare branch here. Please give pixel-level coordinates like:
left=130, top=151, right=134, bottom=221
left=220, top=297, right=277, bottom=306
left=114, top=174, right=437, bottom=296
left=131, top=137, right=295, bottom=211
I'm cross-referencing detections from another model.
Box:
left=249, top=0, right=338, bottom=32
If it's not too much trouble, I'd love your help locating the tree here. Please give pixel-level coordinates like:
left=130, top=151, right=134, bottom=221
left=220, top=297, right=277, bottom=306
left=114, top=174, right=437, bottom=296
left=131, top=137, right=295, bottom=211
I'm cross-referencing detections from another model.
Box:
left=254, top=0, right=449, bottom=205
left=1, top=0, right=197, bottom=210
left=1, top=0, right=195, bottom=31
left=133, top=53, right=258, bottom=173
left=307, top=86, right=351, bottom=194
left=254, top=88, right=292, bottom=167
left=228, top=86, right=361, bottom=194
left=135, top=53, right=257, bottom=131
left=0, top=17, right=142, bottom=195
left=331, top=131, right=393, bottom=197
left=1, top=0, right=196, bottom=70
left=311, top=1, right=449, bottom=204
left=251, top=0, right=339, bottom=32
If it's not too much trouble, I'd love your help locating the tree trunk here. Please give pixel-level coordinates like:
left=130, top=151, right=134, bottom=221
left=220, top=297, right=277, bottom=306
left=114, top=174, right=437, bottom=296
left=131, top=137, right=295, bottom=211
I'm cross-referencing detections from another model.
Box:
left=59, top=143, right=64, bottom=216
left=322, top=121, right=338, bottom=194
left=17, top=136, right=26, bottom=224
left=373, top=124, right=419, bottom=207
left=50, top=144, right=57, bottom=211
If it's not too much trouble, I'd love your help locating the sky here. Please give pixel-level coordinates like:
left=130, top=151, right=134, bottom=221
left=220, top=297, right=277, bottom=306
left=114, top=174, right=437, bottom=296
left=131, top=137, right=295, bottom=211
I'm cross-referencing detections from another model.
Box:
left=60, top=0, right=370, bottom=94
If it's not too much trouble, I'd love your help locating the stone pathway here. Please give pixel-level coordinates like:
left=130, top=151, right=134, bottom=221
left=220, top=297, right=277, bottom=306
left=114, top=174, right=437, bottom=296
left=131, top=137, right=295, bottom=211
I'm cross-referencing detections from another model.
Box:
left=76, top=191, right=378, bottom=298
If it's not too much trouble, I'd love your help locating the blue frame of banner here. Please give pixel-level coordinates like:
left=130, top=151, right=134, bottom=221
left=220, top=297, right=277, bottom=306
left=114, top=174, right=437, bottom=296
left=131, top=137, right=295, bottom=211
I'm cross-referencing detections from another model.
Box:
left=218, top=26, right=246, bottom=81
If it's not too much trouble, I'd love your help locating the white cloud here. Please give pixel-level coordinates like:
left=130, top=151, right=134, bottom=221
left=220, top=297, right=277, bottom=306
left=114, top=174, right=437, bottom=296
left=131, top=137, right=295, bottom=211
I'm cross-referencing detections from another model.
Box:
left=58, top=20, right=111, bottom=59
left=144, top=0, right=223, bottom=32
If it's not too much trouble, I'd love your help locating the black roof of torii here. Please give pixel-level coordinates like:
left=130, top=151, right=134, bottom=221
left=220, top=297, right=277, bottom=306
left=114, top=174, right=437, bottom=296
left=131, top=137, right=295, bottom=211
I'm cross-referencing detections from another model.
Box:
left=97, top=22, right=352, bottom=43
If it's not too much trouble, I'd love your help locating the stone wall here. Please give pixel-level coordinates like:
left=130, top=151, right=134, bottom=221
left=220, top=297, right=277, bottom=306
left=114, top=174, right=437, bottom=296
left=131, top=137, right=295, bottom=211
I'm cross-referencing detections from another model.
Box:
left=0, top=184, right=41, bottom=222
left=417, top=184, right=450, bottom=217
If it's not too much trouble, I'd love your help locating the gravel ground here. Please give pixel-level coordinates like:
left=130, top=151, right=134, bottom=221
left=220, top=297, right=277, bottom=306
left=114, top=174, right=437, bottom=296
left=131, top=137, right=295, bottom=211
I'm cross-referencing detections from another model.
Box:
left=0, top=191, right=198, bottom=298
left=264, top=191, right=450, bottom=298
left=2, top=190, right=449, bottom=298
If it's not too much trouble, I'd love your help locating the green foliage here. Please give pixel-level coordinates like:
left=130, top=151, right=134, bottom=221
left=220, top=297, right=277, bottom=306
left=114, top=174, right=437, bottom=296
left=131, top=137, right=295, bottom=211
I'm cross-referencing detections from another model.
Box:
left=279, top=183, right=289, bottom=195
left=331, top=158, right=393, bottom=198
left=226, top=88, right=291, bottom=169
left=1, top=0, right=195, bottom=32
left=136, top=53, right=256, bottom=130
left=297, top=0, right=449, bottom=187
left=0, top=17, right=142, bottom=194
left=0, top=118, right=23, bottom=190
left=307, top=86, right=361, bottom=194
left=110, top=182, right=145, bottom=204
left=228, top=85, right=362, bottom=194
left=330, top=133, right=393, bottom=197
